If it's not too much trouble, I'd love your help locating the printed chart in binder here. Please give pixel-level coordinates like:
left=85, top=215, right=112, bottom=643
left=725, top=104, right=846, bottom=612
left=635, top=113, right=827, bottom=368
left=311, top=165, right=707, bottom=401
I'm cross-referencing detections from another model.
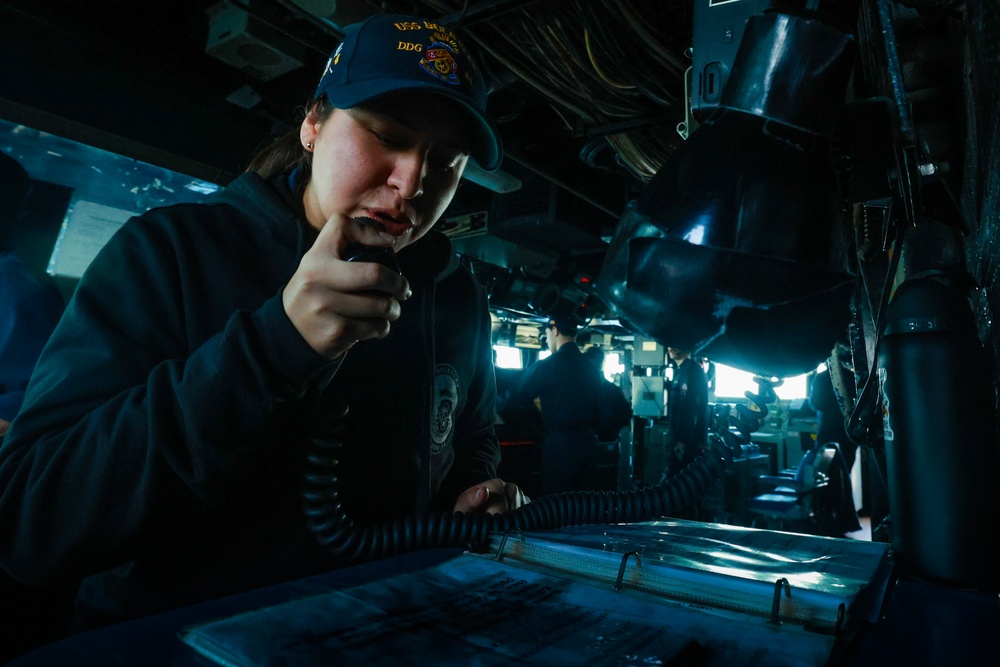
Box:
left=180, top=520, right=892, bottom=667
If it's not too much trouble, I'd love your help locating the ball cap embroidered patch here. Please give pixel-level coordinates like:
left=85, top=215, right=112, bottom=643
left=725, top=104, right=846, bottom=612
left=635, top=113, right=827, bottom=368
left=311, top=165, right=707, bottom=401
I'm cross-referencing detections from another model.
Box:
left=314, top=13, right=502, bottom=171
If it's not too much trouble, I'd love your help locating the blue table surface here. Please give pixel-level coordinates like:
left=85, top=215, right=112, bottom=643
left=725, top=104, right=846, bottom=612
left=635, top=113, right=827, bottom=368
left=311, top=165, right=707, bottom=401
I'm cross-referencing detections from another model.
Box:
left=8, top=546, right=1000, bottom=667
left=7, top=549, right=463, bottom=667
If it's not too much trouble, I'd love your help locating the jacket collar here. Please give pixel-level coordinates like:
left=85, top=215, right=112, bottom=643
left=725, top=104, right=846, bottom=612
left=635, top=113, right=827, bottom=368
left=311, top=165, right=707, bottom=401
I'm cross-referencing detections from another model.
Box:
left=212, top=172, right=306, bottom=252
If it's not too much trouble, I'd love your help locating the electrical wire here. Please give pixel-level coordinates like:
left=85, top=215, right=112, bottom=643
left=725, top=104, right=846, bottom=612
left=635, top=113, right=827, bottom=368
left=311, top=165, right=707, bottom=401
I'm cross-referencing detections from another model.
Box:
left=606, top=134, right=659, bottom=180
left=583, top=29, right=636, bottom=91
left=608, top=0, right=688, bottom=77
left=412, top=0, right=687, bottom=181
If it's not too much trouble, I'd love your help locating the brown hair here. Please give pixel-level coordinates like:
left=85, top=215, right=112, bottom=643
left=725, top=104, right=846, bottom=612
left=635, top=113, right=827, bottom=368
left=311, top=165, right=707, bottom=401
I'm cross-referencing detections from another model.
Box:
left=244, top=98, right=335, bottom=181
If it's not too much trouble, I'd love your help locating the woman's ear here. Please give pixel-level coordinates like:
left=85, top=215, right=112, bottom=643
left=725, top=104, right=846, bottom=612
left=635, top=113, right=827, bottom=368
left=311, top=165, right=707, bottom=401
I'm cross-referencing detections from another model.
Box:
left=300, top=111, right=319, bottom=150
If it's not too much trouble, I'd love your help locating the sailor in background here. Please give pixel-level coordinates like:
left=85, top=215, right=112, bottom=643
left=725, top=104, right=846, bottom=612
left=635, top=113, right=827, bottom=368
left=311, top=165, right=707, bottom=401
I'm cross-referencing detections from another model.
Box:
left=508, top=316, right=608, bottom=495
left=662, top=346, right=709, bottom=482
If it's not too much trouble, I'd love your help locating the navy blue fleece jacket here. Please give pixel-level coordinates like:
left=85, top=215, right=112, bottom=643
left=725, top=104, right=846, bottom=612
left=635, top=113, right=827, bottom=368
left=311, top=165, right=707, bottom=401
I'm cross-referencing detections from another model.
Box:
left=0, top=172, right=499, bottom=628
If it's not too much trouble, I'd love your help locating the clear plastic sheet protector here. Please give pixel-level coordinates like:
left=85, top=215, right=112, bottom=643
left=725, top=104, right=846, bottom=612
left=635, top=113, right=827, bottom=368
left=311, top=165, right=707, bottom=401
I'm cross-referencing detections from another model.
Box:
left=181, top=521, right=891, bottom=667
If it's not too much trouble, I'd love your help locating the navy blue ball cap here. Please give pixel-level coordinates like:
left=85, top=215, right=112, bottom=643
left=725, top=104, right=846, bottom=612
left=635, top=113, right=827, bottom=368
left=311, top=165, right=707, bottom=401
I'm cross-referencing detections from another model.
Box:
left=314, top=14, right=502, bottom=171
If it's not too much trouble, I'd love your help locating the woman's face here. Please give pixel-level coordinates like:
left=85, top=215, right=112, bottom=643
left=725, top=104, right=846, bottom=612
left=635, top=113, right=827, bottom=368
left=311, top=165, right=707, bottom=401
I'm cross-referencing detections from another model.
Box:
left=299, top=92, right=472, bottom=252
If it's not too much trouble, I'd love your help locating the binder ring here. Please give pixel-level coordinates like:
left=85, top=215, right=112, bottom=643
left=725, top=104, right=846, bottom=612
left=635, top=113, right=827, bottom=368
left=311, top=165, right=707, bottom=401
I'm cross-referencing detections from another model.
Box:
left=769, top=577, right=792, bottom=624
left=614, top=551, right=641, bottom=591
left=494, top=529, right=519, bottom=561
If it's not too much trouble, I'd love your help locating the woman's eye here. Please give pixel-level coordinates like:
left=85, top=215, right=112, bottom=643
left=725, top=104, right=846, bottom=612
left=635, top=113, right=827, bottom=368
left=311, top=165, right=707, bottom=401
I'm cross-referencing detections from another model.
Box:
left=371, top=129, right=404, bottom=148
left=430, top=159, right=457, bottom=173
left=430, top=153, right=463, bottom=173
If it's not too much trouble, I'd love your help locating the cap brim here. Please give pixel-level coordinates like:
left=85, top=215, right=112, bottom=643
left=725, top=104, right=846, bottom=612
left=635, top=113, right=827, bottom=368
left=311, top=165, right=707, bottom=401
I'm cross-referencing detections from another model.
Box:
left=325, top=79, right=502, bottom=171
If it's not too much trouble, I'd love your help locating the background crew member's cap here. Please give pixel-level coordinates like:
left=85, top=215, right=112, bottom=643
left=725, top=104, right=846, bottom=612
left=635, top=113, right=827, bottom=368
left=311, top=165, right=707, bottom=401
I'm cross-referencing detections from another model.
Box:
left=314, top=13, right=502, bottom=171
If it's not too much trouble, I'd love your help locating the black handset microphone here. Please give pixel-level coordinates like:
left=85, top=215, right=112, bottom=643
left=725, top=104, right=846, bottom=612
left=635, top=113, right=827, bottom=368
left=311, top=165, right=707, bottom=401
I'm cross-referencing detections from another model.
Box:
left=342, top=216, right=401, bottom=275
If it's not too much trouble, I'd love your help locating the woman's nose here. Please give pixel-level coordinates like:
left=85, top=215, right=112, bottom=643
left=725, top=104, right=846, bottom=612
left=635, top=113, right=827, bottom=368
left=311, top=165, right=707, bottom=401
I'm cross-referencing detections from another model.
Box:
left=388, top=152, right=425, bottom=199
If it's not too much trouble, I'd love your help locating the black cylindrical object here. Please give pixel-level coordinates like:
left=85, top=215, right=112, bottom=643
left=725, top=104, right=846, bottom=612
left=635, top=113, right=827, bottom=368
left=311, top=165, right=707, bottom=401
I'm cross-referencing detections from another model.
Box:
left=878, top=273, right=1000, bottom=590
left=720, top=10, right=857, bottom=136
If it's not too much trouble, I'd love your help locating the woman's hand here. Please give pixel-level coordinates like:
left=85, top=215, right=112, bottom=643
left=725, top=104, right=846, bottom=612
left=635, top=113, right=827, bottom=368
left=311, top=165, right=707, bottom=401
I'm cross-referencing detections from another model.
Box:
left=452, top=479, right=529, bottom=515
left=282, top=215, right=411, bottom=359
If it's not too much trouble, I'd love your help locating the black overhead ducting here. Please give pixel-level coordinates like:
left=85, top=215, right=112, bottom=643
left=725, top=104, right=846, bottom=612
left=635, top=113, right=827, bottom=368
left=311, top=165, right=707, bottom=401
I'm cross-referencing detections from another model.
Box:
left=597, top=9, right=858, bottom=378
